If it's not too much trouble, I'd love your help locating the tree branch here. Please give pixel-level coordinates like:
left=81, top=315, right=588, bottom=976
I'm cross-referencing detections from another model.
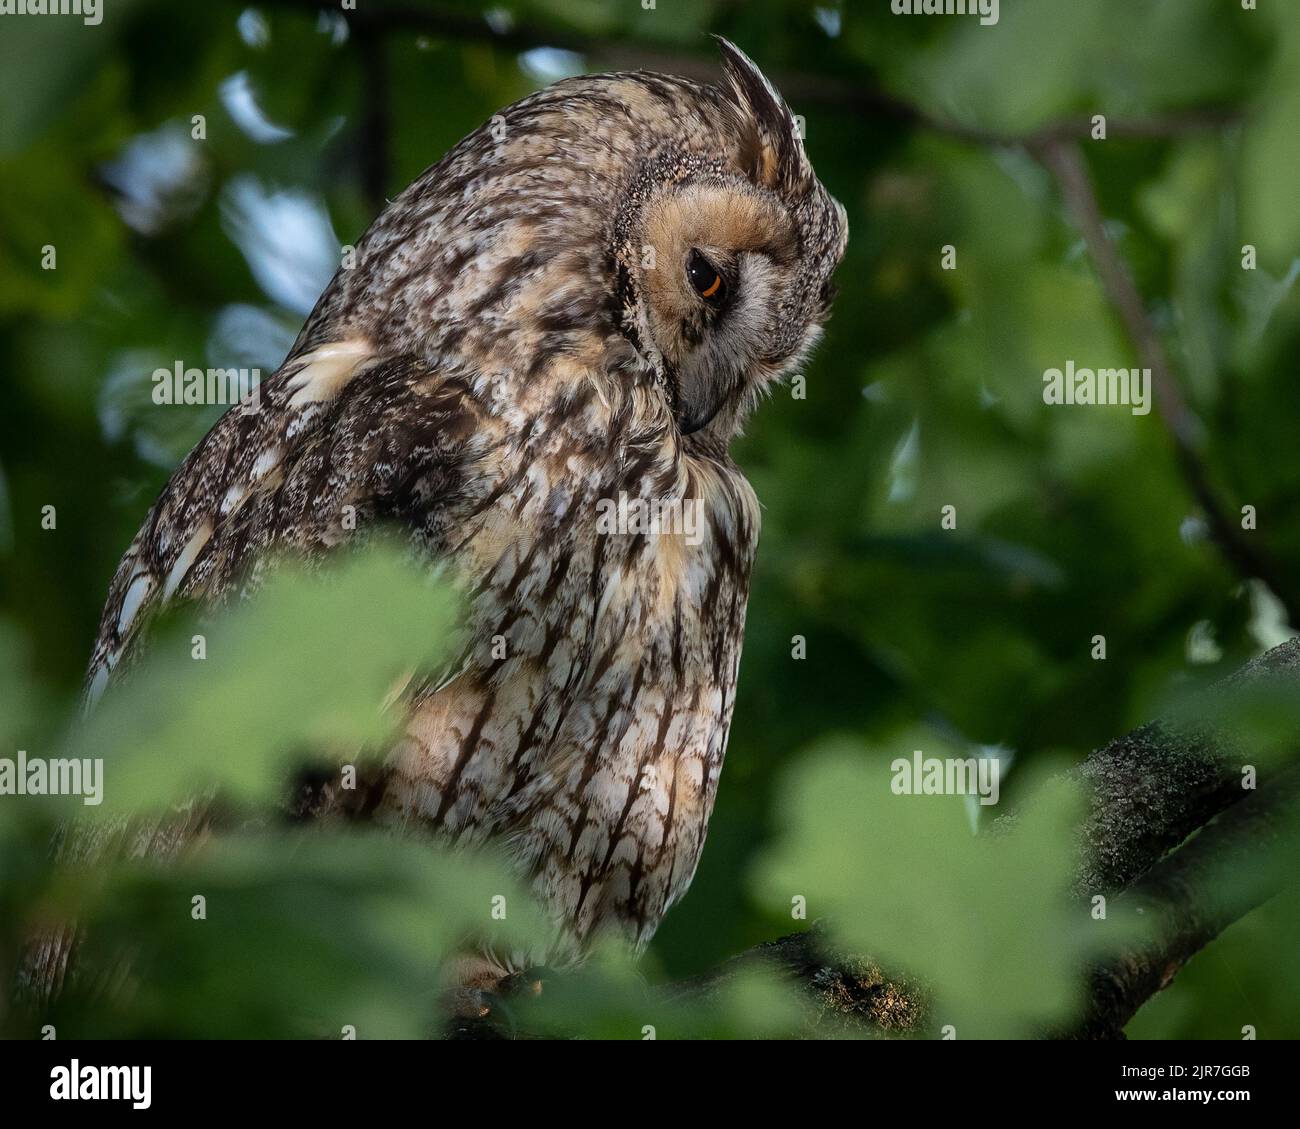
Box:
left=666, top=925, right=930, bottom=1037
left=1070, top=636, right=1300, bottom=897
left=1076, top=765, right=1300, bottom=1039
left=666, top=639, right=1300, bottom=1038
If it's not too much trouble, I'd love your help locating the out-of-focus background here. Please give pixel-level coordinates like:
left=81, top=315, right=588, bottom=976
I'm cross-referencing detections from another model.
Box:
left=2, top=0, right=1299, bottom=1039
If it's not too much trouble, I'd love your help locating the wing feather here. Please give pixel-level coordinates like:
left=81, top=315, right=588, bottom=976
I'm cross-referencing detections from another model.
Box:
left=85, top=347, right=490, bottom=704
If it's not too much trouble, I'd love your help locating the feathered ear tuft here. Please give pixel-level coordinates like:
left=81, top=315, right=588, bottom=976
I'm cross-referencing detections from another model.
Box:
left=714, top=37, right=812, bottom=198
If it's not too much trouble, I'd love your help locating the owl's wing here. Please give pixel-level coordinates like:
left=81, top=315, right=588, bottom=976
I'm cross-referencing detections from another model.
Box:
left=86, top=342, right=489, bottom=705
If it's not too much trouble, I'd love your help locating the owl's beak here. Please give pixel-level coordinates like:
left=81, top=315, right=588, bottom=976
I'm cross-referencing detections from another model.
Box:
left=672, top=356, right=736, bottom=435
left=677, top=393, right=726, bottom=436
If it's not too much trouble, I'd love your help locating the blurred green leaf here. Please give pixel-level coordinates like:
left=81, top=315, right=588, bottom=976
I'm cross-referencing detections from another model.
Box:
left=65, top=542, right=461, bottom=815
left=754, top=740, right=1148, bottom=1037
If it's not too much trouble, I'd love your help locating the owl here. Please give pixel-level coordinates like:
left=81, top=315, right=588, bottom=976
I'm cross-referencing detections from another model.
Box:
left=82, top=39, right=846, bottom=991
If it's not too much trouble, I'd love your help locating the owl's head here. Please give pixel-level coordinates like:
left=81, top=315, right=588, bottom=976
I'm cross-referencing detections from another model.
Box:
left=310, top=40, right=846, bottom=449
left=613, top=39, right=848, bottom=440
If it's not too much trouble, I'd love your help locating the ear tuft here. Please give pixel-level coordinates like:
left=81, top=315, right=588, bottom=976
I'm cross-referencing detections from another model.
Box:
left=714, top=37, right=812, bottom=197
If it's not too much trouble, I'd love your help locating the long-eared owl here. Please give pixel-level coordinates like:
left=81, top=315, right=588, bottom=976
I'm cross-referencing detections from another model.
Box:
left=85, top=39, right=847, bottom=978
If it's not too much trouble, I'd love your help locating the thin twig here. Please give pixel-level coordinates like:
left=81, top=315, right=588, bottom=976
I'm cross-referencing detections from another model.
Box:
left=1036, top=138, right=1300, bottom=628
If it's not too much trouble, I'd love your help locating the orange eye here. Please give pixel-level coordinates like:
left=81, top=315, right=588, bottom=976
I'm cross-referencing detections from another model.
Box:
left=687, top=249, right=728, bottom=307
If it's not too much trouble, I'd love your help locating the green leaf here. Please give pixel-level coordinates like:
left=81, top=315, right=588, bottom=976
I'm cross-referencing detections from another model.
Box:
left=754, top=739, right=1145, bottom=1037
left=66, top=542, right=461, bottom=815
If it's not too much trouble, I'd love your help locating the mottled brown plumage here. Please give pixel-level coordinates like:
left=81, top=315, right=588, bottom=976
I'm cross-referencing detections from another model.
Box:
left=85, top=40, right=846, bottom=975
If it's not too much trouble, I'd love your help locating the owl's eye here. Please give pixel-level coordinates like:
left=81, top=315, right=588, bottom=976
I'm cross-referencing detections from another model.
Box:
left=686, top=249, right=728, bottom=307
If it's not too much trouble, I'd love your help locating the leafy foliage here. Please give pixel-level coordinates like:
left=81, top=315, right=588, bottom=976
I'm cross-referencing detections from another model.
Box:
left=755, top=744, right=1122, bottom=1038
